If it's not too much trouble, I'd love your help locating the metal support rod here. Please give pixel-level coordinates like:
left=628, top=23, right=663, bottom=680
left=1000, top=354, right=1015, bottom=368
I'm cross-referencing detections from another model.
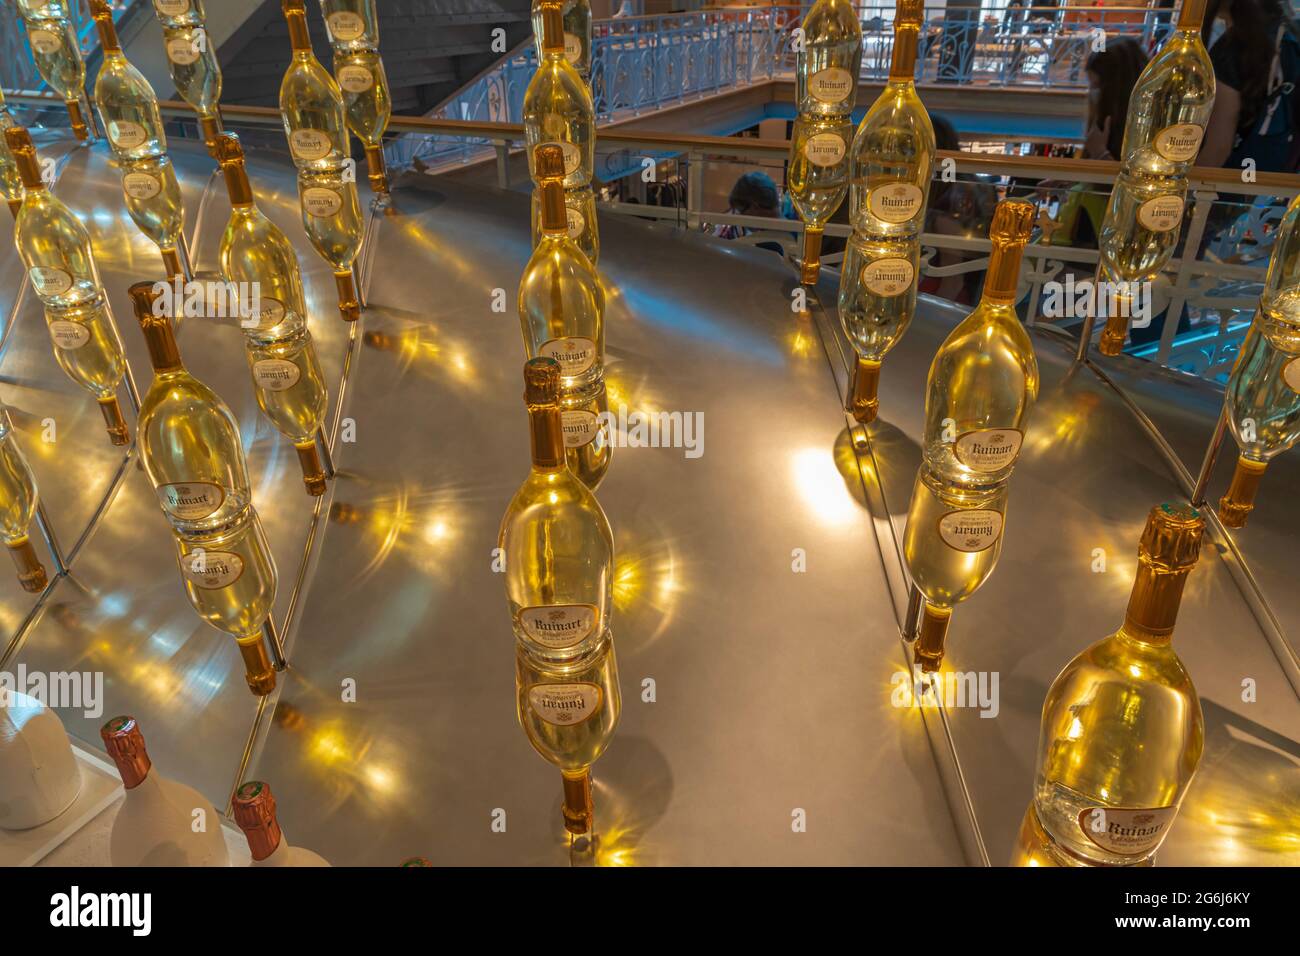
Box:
left=316, top=425, right=336, bottom=479
left=34, top=500, right=68, bottom=577
left=263, top=616, right=287, bottom=671
left=122, top=359, right=143, bottom=415
left=495, top=140, right=511, bottom=190
left=1074, top=261, right=1103, bottom=364
left=686, top=149, right=703, bottom=231
left=901, top=585, right=923, bottom=642
left=176, top=230, right=195, bottom=282
left=1191, top=405, right=1230, bottom=508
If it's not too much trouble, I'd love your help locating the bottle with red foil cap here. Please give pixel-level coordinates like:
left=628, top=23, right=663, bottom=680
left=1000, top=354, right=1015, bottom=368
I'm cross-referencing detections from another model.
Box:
left=232, top=780, right=330, bottom=867
left=100, top=715, right=230, bottom=867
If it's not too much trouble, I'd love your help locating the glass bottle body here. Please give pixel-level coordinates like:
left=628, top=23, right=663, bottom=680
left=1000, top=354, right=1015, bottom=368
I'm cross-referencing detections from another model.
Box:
left=162, top=24, right=222, bottom=118
left=334, top=50, right=390, bottom=147
left=319, top=0, right=379, bottom=52
left=531, top=184, right=600, bottom=265
left=244, top=323, right=328, bottom=447
left=0, top=94, right=23, bottom=211
left=14, top=189, right=103, bottom=311
left=903, top=467, right=1007, bottom=609
left=151, top=0, right=206, bottom=29
left=795, top=0, right=863, bottom=117
left=95, top=52, right=167, bottom=163
left=531, top=0, right=592, bottom=78
left=788, top=114, right=852, bottom=226
left=280, top=54, right=350, bottom=171
left=0, top=415, right=39, bottom=545
left=22, top=15, right=85, bottom=103
left=174, top=509, right=277, bottom=641
left=43, top=297, right=127, bottom=401
left=120, top=154, right=184, bottom=256
left=297, top=166, right=363, bottom=272
left=1225, top=301, right=1300, bottom=463
left=517, top=234, right=605, bottom=398
left=523, top=56, right=595, bottom=188
left=838, top=232, right=921, bottom=362
left=220, top=205, right=309, bottom=334
left=516, top=632, right=621, bottom=773
left=848, top=79, right=935, bottom=240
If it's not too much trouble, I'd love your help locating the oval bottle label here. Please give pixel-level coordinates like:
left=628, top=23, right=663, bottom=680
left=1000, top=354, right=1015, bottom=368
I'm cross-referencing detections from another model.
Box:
left=122, top=171, right=162, bottom=200
left=937, top=509, right=1003, bottom=553
left=302, top=186, right=343, bottom=217
left=1153, top=124, right=1203, bottom=163
left=518, top=604, right=599, bottom=648
left=527, top=682, right=602, bottom=725
left=108, top=120, right=148, bottom=149
left=252, top=358, right=301, bottom=391
left=241, top=296, right=287, bottom=328
left=869, top=183, right=924, bottom=224
left=862, top=257, right=914, bottom=296
left=565, top=206, right=586, bottom=239
left=180, top=550, right=244, bottom=590
left=1136, top=195, right=1184, bottom=233
left=29, top=266, right=73, bottom=296
left=540, top=337, right=597, bottom=375
left=289, top=129, right=333, bottom=161
left=48, top=320, right=89, bottom=350
left=954, top=428, right=1023, bottom=472
left=337, top=64, right=374, bottom=93
left=561, top=409, right=600, bottom=448
left=154, top=0, right=192, bottom=16
left=809, top=67, right=853, bottom=104
left=803, top=131, right=846, bottom=167
left=326, top=11, right=366, bottom=41
left=165, top=36, right=201, bottom=65
left=30, top=30, right=62, bottom=55
left=157, top=481, right=224, bottom=520
left=563, top=31, right=583, bottom=65
left=1284, top=356, right=1300, bottom=394
left=1078, top=806, right=1178, bottom=856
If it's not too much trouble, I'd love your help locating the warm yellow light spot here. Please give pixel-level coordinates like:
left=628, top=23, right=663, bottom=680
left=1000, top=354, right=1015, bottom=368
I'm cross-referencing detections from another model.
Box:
left=310, top=728, right=349, bottom=767
left=365, top=764, right=396, bottom=793
left=792, top=447, right=859, bottom=528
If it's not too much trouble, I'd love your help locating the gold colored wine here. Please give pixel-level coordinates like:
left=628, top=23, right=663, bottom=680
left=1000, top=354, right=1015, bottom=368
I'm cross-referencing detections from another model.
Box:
left=1096, top=0, right=1214, bottom=355
left=922, top=200, right=1038, bottom=488
left=499, top=359, right=614, bottom=662
left=90, top=1, right=168, bottom=162
left=518, top=144, right=605, bottom=399
left=120, top=154, right=186, bottom=278
left=18, top=10, right=90, bottom=139
left=156, top=11, right=224, bottom=150
left=1032, top=504, right=1205, bottom=866
left=847, top=0, right=932, bottom=240
left=0, top=408, right=48, bottom=593
left=333, top=50, right=391, bottom=193
left=245, top=327, right=329, bottom=496
left=1220, top=193, right=1300, bottom=527
left=319, top=0, right=379, bottom=52
left=788, top=113, right=852, bottom=284
left=174, top=509, right=278, bottom=696
left=297, top=165, right=364, bottom=321
left=531, top=183, right=600, bottom=266
left=902, top=465, right=1007, bottom=672
left=795, top=0, right=862, bottom=117
left=524, top=1, right=595, bottom=188
left=151, top=0, right=205, bottom=28
left=129, top=282, right=253, bottom=533
left=0, top=90, right=24, bottom=217
left=531, top=0, right=591, bottom=79
left=561, top=384, right=611, bottom=491
left=280, top=0, right=350, bottom=171
left=43, top=299, right=131, bottom=445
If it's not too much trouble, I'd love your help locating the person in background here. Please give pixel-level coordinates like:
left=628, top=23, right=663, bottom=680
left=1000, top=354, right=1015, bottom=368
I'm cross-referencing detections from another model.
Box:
left=713, top=171, right=782, bottom=240
left=921, top=113, right=996, bottom=304
left=1199, top=0, right=1300, bottom=174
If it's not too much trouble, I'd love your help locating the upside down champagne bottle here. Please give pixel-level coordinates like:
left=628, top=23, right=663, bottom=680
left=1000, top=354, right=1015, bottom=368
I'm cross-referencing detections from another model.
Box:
left=298, top=164, right=364, bottom=321
left=531, top=0, right=592, bottom=81
left=1030, top=504, right=1205, bottom=866
left=320, top=0, right=392, bottom=194
left=216, top=134, right=330, bottom=495
left=531, top=183, right=600, bottom=265
left=6, top=127, right=131, bottom=446
left=841, top=0, right=932, bottom=421
left=524, top=1, right=595, bottom=188
left=796, top=0, right=863, bottom=118
left=1095, top=0, right=1214, bottom=356
left=151, top=0, right=226, bottom=153
left=1219, top=192, right=1300, bottom=527
left=0, top=408, right=49, bottom=593
left=0, top=90, right=24, bottom=217
left=16, top=4, right=91, bottom=140
left=788, top=114, right=852, bottom=285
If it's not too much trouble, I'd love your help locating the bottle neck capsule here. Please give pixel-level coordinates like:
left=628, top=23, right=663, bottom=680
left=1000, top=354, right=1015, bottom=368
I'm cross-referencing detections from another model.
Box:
left=1176, top=0, right=1207, bottom=31
left=221, top=158, right=255, bottom=207
left=982, top=238, right=1028, bottom=304
left=889, top=24, right=919, bottom=82
left=286, top=8, right=313, bottom=54
left=540, top=4, right=565, bottom=57
left=529, top=399, right=565, bottom=469
left=539, top=179, right=568, bottom=235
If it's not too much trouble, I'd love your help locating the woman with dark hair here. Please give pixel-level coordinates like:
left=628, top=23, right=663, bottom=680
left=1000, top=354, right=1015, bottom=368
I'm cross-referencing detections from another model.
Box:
left=1199, top=0, right=1300, bottom=173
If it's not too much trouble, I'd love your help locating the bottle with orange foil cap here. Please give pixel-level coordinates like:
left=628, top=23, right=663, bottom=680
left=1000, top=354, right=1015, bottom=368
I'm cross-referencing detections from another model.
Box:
left=101, top=715, right=231, bottom=867
left=233, top=780, right=331, bottom=866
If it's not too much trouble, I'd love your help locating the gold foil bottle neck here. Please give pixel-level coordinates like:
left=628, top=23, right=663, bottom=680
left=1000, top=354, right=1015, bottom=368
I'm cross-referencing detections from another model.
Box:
left=895, top=0, right=924, bottom=27
left=989, top=199, right=1036, bottom=247
left=524, top=357, right=561, bottom=406
left=534, top=142, right=566, bottom=183
left=4, top=127, right=42, bottom=189
left=1138, top=503, right=1205, bottom=572
left=214, top=132, right=245, bottom=166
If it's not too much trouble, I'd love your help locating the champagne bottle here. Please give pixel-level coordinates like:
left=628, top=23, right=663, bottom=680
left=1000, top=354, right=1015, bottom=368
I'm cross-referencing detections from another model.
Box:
left=516, top=630, right=620, bottom=835
left=1220, top=193, right=1300, bottom=527
left=233, top=780, right=331, bottom=866
left=0, top=90, right=24, bottom=217
left=902, top=466, right=1008, bottom=672
left=795, top=0, right=862, bottom=118
left=320, top=0, right=391, bottom=193
left=561, top=384, right=612, bottom=491
left=524, top=1, right=595, bottom=188
left=319, top=0, right=378, bottom=51
left=848, top=0, right=933, bottom=240
left=151, top=0, right=225, bottom=152
left=1096, top=0, right=1215, bottom=356
left=128, top=282, right=253, bottom=532
left=0, top=409, right=48, bottom=593
left=531, top=183, right=600, bottom=265
left=837, top=233, right=921, bottom=422
left=245, top=325, right=330, bottom=496
left=17, top=7, right=90, bottom=140
left=279, top=0, right=350, bottom=172
left=89, top=0, right=167, bottom=163
left=120, top=154, right=187, bottom=278
left=787, top=113, right=853, bottom=284
left=499, top=359, right=614, bottom=662
left=531, top=0, right=592, bottom=80
left=922, top=199, right=1038, bottom=488
left=100, top=715, right=231, bottom=866
left=518, top=144, right=605, bottom=401
left=1032, top=504, right=1205, bottom=866
left=7, top=127, right=132, bottom=444
left=297, top=165, right=364, bottom=321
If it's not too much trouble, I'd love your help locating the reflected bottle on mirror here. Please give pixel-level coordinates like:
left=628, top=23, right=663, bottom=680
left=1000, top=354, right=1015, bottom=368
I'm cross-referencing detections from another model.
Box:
left=298, top=164, right=364, bottom=321
left=17, top=8, right=91, bottom=140
left=787, top=113, right=853, bottom=285
left=279, top=0, right=350, bottom=172
left=0, top=409, right=48, bottom=593
left=152, top=0, right=226, bottom=152
left=531, top=182, right=600, bottom=266
left=1, top=89, right=24, bottom=217
left=119, top=153, right=188, bottom=279
left=232, top=780, right=331, bottom=866
left=531, top=0, right=591, bottom=80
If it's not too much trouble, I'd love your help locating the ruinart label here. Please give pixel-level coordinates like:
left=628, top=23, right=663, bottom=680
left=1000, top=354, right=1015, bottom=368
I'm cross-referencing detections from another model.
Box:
left=540, top=337, right=597, bottom=376
left=108, top=120, right=148, bottom=150
left=869, top=183, right=924, bottom=224
left=1153, top=124, right=1204, bottom=163
left=30, top=30, right=62, bottom=55
left=1078, top=806, right=1178, bottom=856
left=862, top=257, right=914, bottom=296
left=165, top=36, right=201, bottom=65
left=954, top=428, right=1023, bottom=472
left=938, top=509, right=1003, bottom=553
left=29, top=266, right=73, bottom=296
left=519, top=604, right=599, bottom=648
left=48, top=320, right=89, bottom=350
left=290, top=129, right=333, bottom=161
left=563, top=32, right=583, bottom=64
left=1284, top=357, right=1300, bottom=394
left=565, top=206, right=586, bottom=239
left=809, top=67, right=853, bottom=104
left=302, top=186, right=343, bottom=217
left=326, top=11, right=366, bottom=41
left=241, top=296, right=286, bottom=328
left=528, top=682, right=603, bottom=725
left=122, top=171, right=162, bottom=200
left=561, top=409, right=600, bottom=448
left=337, top=64, right=374, bottom=93
left=1137, top=195, right=1184, bottom=232
left=804, top=131, right=847, bottom=167
left=154, top=0, right=192, bottom=15
left=252, top=359, right=301, bottom=391
left=157, top=481, right=224, bottom=520
left=180, top=550, right=244, bottom=590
